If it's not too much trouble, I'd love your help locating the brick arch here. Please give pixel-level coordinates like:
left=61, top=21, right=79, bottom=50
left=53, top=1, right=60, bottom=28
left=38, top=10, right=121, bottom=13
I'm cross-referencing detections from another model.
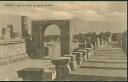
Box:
left=31, top=20, right=71, bottom=58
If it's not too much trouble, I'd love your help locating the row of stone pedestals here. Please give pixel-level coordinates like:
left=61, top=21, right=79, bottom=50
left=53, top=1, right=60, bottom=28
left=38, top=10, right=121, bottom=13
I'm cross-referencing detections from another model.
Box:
left=49, top=43, right=107, bottom=80
left=72, top=47, right=94, bottom=65
left=17, top=46, right=96, bottom=81
left=17, top=42, right=104, bottom=81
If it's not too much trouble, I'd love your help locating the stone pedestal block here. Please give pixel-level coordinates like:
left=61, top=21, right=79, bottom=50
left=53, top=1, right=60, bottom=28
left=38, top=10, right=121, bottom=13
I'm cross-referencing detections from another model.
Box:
left=69, top=61, right=77, bottom=71
left=17, top=68, right=44, bottom=81
left=72, top=52, right=83, bottom=65
left=63, top=55, right=77, bottom=71
left=17, top=67, right=56, bottom=81
left=43, top=68, right=56, bottom=80
left=84, top=48, right=94, bottom=58
left=84, top=54, right=88, bottom=61
left=88, top=50, right=94, bottom=58
left=77, top=50, right=88, bottom=62
left=51, top=57, right=71, bottom=80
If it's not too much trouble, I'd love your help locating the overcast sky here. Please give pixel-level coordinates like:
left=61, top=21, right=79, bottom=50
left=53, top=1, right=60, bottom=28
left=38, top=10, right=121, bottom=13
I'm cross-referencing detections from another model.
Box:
left=0, top=1, right=127, bottom=35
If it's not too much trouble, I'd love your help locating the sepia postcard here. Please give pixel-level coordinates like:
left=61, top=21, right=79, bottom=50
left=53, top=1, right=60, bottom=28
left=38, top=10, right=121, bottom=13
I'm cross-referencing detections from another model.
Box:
left=0, top=1, right=127, bottom=81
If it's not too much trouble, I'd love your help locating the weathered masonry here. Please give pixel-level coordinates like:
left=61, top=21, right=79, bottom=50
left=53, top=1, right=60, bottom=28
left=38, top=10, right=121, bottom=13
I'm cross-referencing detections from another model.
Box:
left=31, top=20, right=73, bottom=58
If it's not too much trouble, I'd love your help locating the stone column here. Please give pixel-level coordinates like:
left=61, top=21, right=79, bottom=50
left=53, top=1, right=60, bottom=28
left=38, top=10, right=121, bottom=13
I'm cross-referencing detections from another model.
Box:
left=21, top=16, right=28, bottom=39
left=5, top=27, right=11, bottom=40
left=31, top=22, right=42, bottom=58
left=7, top=25, right=14, bottom=39
left=1, top=28, right=6, bottom=40
left=61, top=20, right=71, bottom=56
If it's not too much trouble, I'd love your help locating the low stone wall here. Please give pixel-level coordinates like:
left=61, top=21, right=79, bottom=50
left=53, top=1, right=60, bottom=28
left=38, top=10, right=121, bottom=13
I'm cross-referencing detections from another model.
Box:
left=0, top=39, right=28, bottom=63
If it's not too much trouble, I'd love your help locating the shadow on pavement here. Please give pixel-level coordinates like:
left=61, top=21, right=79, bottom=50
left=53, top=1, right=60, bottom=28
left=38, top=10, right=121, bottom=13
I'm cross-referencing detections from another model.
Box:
left=95, top=52, right=125, bottom=54
left=69, top=74, right=127, bottom=81
left=79, top=66, right=127, bottom=70
left=94, top=55, right=126, bottom=57
left=109, top=58, right=127, bottom=59
left=87, top=61, right=127, bottom=64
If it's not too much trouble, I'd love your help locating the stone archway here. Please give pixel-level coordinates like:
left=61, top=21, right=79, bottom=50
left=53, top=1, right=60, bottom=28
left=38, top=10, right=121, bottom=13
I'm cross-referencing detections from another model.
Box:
left=31, top=20, right=72, bottom=58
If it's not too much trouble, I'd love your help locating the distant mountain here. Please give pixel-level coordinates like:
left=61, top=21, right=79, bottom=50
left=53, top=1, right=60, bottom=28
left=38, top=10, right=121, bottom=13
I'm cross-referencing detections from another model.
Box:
left=70, top=17, right=102, bottom=34
left=70, top=17, right=126, bottom=34
left=70, top=17, right=87, bottom=34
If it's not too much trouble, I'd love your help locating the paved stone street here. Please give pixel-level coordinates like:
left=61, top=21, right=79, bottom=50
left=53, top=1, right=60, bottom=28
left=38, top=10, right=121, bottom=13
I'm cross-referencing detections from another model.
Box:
left=69, top=44, right=127, bottom=81
left=0, top=43, right=127, bottom=81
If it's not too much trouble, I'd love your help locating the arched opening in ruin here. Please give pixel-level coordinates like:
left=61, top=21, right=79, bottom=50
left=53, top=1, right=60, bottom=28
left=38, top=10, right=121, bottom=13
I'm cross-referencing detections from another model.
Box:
left=44, top=24, right=61, bottom=58
left=31, top=20, right=71, bottom=58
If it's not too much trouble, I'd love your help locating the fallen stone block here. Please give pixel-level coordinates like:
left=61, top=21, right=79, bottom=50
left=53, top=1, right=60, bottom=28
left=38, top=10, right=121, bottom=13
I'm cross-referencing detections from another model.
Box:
left=17, top=67, right=44, bottom=81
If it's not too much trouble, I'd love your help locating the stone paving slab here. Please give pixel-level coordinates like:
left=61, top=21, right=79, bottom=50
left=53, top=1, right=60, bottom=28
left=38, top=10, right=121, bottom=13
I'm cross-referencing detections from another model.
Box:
left=69, top=44, right=127, bottom=81
left=80, top=62, right=127, bottom=68
left=71, top=67, right=127, bottom=77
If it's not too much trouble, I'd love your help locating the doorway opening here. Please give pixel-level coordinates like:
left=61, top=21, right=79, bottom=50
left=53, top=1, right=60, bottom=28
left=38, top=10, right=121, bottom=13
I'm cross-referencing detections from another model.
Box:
left=44, top=24, right=61, bottom=58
